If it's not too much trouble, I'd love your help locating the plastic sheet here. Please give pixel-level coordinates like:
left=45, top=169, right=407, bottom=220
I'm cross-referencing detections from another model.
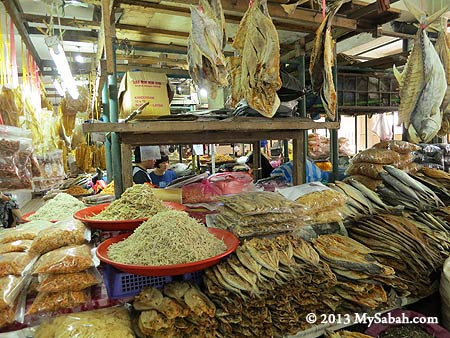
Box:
left=394, top=153, right=414, bottom=168
left=27, top=289, right=89, bottom=315
left=277, top=183, right=346, bottom=210
left=208, top=172, right=254, bottom=195
left=351, top=149, right=400, bottom=164
left=37, top=268, right=101, bottom=293
left=182, top=180, right=222, bottom=204
left=29, top=219, right=88, bottom=255
left=34, top=306, right=134, bottom=338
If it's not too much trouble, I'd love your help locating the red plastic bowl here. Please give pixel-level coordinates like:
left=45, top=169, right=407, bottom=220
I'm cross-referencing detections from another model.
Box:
left=73, top=201, right=187, bottom=231
left=22, top=212, right=58, bottom=223
left=96, top=228, right=239, bottom=276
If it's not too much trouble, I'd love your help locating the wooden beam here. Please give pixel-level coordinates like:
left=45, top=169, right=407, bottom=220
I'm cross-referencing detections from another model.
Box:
left=116, top=23, right=189, bottom=39
left=115, top=65, right=189, bottom=77
left=116, top=55, right=187, bottom=66
left=127, top=41, right=188, bottom=54
left=27, top=27, right=98, bottom=43
left=21, top=13, right=99, bottom=30
left=2, top=0, right=42, bottom=68
left=83, top=118, right=340, bottom=133
left=118, top=0, right=316, bottom=33
left=155, top=0, right=356, bottom=30
left=101, top=0, right=116, bottom=74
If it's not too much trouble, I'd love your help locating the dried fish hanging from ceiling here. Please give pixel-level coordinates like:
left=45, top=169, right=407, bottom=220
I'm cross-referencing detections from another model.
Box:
left=228, top=0, right=282, bottom=118
left=309, top=0, right=350, bottom=121
left=392, top=1, right=448, bottom=143
left=436, top=17, right=450, bottom=136
left=187, top=0, right=228, bottom=99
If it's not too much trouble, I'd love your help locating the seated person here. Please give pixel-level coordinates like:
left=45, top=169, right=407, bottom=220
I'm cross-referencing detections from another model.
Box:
left=0, top=192, right=22, bottom=228
left=271, top=159, right=323, bottom=183
left=245, top=153, right=274, bottom=179
left=133, top=146, right=156, bottom=184
left=149, top=154, right=177, bottom=188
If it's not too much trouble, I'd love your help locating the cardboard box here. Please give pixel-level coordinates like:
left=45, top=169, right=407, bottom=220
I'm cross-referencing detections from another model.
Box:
left=118, top=71, right=171, bottom=119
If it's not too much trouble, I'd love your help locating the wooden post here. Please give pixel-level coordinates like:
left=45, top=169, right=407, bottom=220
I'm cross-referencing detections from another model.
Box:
left=121, top=143, right=133, bottom=192
left=293, top=133, right=305, bottom=185
left=253, top=141, right=261, bottom=181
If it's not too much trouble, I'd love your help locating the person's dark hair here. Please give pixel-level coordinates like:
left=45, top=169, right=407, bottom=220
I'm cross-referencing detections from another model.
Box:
left=154, top=154, right=170, bottom=168
left=134, top=147, right=142, bottom=163
left=246, top=153, right=273, bottom=179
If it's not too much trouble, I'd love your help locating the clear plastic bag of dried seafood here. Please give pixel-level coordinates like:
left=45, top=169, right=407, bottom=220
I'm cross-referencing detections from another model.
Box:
left=351, top=148, right=400, bottom=164
left=0, top=253, right=38, bottom=276
left=36, top=268, right=102, bottom=293
left=27, top=289, right=90, bottom=315
left=0, top=275, right=30, bottom=309
left=32, top=244, right=94, bottom=275
left=33, top=306, right=134, bottom=338
left=372, top=140, right=421, bottom=153
left=277, top=182, right=346, bottom=212
left=0, top=240, right=33, bottom=254
left=218, top=191, right=306, bottom=215
left=29, top=219, right=89, bottom=255
left=0, top=221, right=53, bottom=244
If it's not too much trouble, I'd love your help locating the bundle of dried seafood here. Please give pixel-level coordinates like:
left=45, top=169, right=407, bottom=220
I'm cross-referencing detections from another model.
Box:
left=348, top=214, right=443, bottom=296
left=133, top=282, right=217, bottom=338
left=215, top=192, right=309, bottom=238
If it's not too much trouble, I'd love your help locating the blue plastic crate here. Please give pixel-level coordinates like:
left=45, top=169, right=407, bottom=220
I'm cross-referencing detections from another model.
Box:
left=102, top=264, right=173, bottom=299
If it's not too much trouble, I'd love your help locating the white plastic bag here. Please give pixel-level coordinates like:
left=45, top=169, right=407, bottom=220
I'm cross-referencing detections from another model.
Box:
left=371, top=113, right=393, bottom=141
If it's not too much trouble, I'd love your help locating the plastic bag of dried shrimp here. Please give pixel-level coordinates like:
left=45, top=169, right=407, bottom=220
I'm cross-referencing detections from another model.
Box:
left=0, top=275, right=29, bottom=309
left=277, top=182, right=346, bottom=212
left=0, top=252, right=38, bottom=276
left=34, top=306, right=134, bottom=338
left=345, top=162, right=384, bottom=179
left=32, top=244, right=94, bottom=275
left=27, top=289, right=89, bottom=315
left=218, top=191, right=305, bottom=215
left=372, top=140, right=421, bottom=153
left=351, top=148, right=400, bottom=164
left=0, top=288, right=26, bottom=329
left=29, top=219, right=89, bottom=255
left=0, top=220, right=52, bottom=244
left=37, top=268, right=101, bottom=293
left=0, top=240, right=33, bottom=254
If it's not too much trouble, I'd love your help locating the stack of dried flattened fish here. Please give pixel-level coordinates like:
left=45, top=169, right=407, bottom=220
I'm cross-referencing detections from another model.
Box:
left=188, top=0, right=228, bottom=99
left=377, top=165, right=443, bottom=211
left=309, top=0, right=349, bottom=121
left=133, top=282, right=218, bottom=338
left=411, top=167, right=450, bottom=204
left=348, top=214, right=443, bottom=296
left=228, top=0, right=282, bottom=118
left=329, top=180, right=390, bottom=221
left=312, top=234, right=396, bottom=311
left=215, top=191, right=309, bottom=238
left=409, top=211, right=450, bottom=262
left=204, top=235, right=340, bottom=337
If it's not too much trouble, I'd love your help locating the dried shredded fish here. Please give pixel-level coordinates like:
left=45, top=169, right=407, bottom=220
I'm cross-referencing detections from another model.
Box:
left=90, top=184, right=167, bottom=220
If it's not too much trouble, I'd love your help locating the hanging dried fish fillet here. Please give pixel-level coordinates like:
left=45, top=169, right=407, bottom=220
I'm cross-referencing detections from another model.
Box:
left=229, top=0, right=282, bottom=118
left=188, top=0, right=228, bottom=99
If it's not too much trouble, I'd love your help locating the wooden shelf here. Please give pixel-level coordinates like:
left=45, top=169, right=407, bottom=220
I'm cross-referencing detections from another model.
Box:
left=82, top=117, right=340, bottom=194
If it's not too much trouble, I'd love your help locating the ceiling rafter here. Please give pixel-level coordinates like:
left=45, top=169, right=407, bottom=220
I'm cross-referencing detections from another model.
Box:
left=2, top=0, right=42, bottom=68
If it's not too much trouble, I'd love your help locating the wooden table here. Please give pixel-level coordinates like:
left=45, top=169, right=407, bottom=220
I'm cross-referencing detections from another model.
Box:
left=83, top=117, right=340, bottom=194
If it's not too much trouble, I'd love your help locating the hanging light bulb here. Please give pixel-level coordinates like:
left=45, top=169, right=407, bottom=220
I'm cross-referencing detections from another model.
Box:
left=45, top=36, right=79, bottom=100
